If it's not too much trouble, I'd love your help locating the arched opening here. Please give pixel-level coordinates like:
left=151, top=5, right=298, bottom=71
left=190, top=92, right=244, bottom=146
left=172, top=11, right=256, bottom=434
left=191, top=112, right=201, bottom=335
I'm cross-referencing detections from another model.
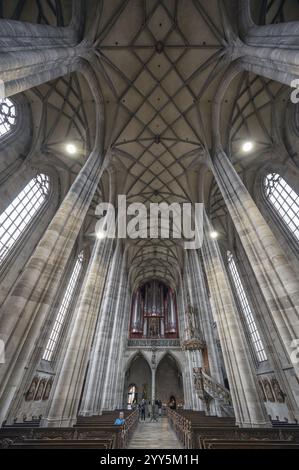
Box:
left=155, top=354, right=184, bottom=408
left=124, top=355, right=152, bottom=408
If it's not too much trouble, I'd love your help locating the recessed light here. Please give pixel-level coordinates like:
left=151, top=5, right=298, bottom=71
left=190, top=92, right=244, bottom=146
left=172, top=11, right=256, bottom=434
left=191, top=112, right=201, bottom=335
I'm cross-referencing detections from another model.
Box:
left=242, top=141, right=254, bottom=153
left=96, top=229, right=106, bottom=240
left=210, top=231, right=219, bottom=239
left=66, top=143, right=77, bottom=155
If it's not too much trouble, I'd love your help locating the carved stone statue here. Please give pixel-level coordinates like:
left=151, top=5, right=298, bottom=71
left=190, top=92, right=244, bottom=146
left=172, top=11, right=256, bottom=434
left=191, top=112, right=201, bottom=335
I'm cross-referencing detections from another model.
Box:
left=271, top=378, right=285, bottom=403
left=25, top=376, right=38, bottom=401
left=43, top=377, right=53, bottom=401
left=142, top=383, right=148, bottom=400
left=259, top=380, right=267, bottom=402
left=263, top=379, right=275, bottom=402
left=35, top=378, right=46, bottom=401
left=186, top=305, right=196, bottom=338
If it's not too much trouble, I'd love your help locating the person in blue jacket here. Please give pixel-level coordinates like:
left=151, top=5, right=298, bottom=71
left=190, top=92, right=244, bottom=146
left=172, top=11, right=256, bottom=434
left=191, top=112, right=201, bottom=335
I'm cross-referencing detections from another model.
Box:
left=114, top=411, right=125, bottom=426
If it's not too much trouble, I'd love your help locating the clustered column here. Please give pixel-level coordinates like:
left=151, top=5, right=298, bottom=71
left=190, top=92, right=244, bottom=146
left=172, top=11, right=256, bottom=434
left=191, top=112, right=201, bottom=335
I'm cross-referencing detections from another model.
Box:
left=187, top=250, right=223, bottom=384
left=0, top=62, right=105, bottom=424
left=0, top=0, right=88, bottom=97
left=232, top=0, right=299, bottom=85
left=179, top=262, right=202, bottom=412
left=202, top=213, right=269, bottom=427
left=79, top=242, right=129, bottom=415
left=44, top=236, right=115, bottom=427
left=211, top=147, right=299, bottom=377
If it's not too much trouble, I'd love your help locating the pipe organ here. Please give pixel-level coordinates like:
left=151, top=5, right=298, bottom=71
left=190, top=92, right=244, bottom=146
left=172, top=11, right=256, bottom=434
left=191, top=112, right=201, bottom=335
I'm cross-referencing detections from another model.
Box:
left=130, top=280, right=178, bottom=338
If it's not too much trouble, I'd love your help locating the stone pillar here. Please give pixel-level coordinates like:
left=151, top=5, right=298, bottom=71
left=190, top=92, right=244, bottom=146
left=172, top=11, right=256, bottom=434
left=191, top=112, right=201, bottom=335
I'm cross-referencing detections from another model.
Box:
left=233, top=41, right=299, bottom=86
left=235, top=239, right=299, bottom=421
left=187, top=250, right=224, bottom=416
left=234, top=0, right=299, bottom=85
left=0, top=0, right=83, bottom=50
left=109, top=277, right=132, bottom=410
left=79, top=243, right=121, bottom=415
left=151, top=366, right=156, bottom=406
left=0, top=63, right=105, bottom=424
left=188, top=250, right=223, bottom=386
left=0, top=0, right=87, bottom=98
left=202, top=213, right=269, bottom=427
left=210, top=147, right=299, bottom=382
left=43, top=236, right=114, bottom=427
left=143, top=318, right=147, bottom=337
left=0, top=48, right=85, bottom=98
left=80, top=242, right=127, bottom=414
left=178, top=269, right=202, bottom=412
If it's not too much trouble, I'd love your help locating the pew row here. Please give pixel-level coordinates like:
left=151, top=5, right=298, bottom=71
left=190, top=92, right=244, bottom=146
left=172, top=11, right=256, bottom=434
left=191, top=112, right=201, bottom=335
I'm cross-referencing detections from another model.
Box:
left=0, top=410, right=138, bottom=449
left=167, top=409, right=299, bottom=449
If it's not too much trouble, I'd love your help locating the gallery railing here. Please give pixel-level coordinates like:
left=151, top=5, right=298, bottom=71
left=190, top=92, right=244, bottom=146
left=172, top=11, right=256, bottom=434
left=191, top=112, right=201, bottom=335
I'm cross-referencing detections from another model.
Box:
left=127, top=338, right=181, bottom=348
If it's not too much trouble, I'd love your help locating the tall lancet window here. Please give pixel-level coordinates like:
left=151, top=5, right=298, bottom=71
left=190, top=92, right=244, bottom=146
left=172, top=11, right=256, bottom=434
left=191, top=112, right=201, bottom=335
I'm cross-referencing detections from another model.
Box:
left=0, top=174, right=50, bottom=265
left=227, top=251, right=267, bottom=363
left=0, top=98, right=16, bottom=138
left=43, top=252, right=84, bottom=362
left=263, top=173, right=299, bottom=243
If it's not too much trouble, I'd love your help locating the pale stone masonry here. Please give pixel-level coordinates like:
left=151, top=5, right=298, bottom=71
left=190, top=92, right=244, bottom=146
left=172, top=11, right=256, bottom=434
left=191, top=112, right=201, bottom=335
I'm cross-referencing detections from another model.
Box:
left=0, top=0, right=298, bottom=432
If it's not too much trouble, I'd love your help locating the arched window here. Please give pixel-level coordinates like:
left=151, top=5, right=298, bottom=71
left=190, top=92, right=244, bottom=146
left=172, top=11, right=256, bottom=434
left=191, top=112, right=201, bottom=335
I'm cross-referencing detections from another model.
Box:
left=227, top=251, right=267, bottom=363
left=263, top=173, right=299, bottom=243
left=0, top=98, right=16, bottom=138
left=43, top=252, right=84, bottom=362
left=127, top=384, right=137, bottom=407
left=0, top=173, right=50, bottom=265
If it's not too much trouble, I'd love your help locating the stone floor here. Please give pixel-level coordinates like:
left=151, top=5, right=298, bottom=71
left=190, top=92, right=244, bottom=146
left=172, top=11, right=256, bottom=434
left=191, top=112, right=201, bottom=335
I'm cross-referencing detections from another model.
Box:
left=128, top=417, right=183, bottom=449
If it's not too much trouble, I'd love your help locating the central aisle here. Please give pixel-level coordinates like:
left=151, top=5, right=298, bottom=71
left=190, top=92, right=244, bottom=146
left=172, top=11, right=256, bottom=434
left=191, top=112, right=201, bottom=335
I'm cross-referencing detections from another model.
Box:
left=128, top=417, right=183, bottom=449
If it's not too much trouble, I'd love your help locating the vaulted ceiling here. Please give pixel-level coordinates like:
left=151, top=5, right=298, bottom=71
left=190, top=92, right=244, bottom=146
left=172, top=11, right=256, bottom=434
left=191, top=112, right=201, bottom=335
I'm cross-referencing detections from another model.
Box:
left=3, top=0, right=298, bottom=290
left=91, top=0, right=228, bottom=288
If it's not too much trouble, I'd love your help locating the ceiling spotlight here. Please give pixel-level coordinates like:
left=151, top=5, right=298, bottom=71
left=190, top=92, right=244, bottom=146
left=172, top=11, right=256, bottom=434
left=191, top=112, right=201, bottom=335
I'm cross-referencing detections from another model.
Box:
left=66, top=143, right=77, bottom=155
left=210, top=231, right=219, bottom=239
left=242, top=141, right=254, bottom=153
left=96, top=229, right=107, bottom=240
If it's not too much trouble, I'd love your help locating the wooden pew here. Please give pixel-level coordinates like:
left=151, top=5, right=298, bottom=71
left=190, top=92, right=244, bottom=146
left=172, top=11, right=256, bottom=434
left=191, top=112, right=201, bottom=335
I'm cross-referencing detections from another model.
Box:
left=167, top=408, right=237, bottom=448
left=0, top=427, right=120, bottom=449
left=10, top=439, right=114, bottom=449
left=75, top=409, right=139, bottom=448
left=203, top=439, right=299, bottom=449
left=167, top=408, right=299, bottom=449
left=0, top=409, right=139, bottom=449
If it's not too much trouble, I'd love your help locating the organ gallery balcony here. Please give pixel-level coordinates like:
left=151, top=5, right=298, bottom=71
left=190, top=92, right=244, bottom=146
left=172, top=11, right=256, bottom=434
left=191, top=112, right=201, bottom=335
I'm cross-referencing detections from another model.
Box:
left=127, top=338, right=181, bottom=349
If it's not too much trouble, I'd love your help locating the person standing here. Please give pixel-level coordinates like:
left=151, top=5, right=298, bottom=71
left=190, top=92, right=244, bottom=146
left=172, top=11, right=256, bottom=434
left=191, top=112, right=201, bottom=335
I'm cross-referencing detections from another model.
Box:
left=158, top=399, right=162, bottom=417
left=150, top=401, right=158, bottom=422
left=140, top=399, right=146, bottom=421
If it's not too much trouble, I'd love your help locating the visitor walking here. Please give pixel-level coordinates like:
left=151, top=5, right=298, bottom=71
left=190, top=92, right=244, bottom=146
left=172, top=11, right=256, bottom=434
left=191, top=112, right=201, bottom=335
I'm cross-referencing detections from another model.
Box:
left=140, top=399, right=146, bottom=421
